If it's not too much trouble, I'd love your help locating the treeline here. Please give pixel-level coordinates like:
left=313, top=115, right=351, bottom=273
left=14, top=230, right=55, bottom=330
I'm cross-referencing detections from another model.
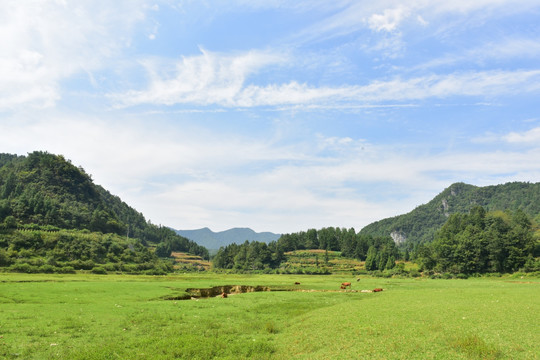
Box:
left=417, top=206, right=540, bottom=274
left=0, top=228, right=172, bottom=274
left=212, top=227, right=399, bottom=271
left=0, top=151, right=209, bottom=268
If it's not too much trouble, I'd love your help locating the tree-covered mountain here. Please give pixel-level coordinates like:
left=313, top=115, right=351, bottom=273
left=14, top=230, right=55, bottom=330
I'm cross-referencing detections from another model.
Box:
left=359, top=182, right=540, bottom=247
left=175, top=227, right=280, bottom=250
left=0, top=151, right=208, bottom=274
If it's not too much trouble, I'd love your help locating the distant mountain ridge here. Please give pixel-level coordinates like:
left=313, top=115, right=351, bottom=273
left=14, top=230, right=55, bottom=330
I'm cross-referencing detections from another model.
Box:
left=175, top=227, right=281, bottom=250
left=359, top=181, right=540, bottom=246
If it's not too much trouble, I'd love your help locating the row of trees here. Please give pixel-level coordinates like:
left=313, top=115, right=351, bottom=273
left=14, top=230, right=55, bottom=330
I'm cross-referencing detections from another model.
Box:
left=212, top=241, right=279, bottom=270
left=417, top=207, right=539, bottom=274
left=276, top=227, right=399, bottom=270
left=212, top=227, right=399, bottom=271
left=213, top=208, right=539, bottom=274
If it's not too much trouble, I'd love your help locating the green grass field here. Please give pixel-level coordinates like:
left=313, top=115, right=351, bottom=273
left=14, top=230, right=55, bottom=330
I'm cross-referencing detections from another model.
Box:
left=0, top=273, right=538, bottom=359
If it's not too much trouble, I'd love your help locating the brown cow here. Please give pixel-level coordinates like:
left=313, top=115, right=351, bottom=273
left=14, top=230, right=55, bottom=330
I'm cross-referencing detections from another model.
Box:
left=294, top=282, right=301, bottom=285
left=341, top=282, right=352, bottom=289
left=373, top=288, right=383, bottom=292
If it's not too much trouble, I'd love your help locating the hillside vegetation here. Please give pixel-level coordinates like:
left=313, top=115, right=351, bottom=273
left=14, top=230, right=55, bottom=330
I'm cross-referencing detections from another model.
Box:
left=359, top=182, right=540, bottom=246
left=0, top=151, right=208, bottom=274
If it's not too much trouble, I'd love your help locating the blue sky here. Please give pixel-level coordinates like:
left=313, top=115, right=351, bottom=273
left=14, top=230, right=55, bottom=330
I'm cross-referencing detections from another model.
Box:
left=1, top=1, right=540, bottom=233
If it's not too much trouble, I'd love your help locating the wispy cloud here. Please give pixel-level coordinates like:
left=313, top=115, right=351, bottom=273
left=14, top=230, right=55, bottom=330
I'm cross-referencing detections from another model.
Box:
left=368, top=6, right=409, bottom=32
left=110, top=48, right=288, bottom=107
left=503, top=127, right=540, bottom=144
left=414, top=38, right=540, bottom=71
left=112, top=64, right=540, bottom=109
left=0, top=1, right=146, bottom=110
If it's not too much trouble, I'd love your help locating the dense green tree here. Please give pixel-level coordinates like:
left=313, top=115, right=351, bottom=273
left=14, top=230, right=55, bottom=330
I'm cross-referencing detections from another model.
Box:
left=364, top=246, right=377, bottom=271
left=419, top=206, right=537, bottom=274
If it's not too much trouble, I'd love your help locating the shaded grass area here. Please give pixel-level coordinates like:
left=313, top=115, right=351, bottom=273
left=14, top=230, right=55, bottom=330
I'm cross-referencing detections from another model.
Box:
left=0, top=273, right=538, bottom=359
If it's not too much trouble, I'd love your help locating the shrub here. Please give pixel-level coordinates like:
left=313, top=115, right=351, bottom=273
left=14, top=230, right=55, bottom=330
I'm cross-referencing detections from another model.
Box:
left=58, top=266, right=76, bottom=274
left=409, top=269, right=421, bottom=277
left=10, top=262, right=39, bottom=273
left=91, top=266, right=107, bottom=274
left=0, top=249, right=12, bottom=266
left=39, top=264, right=56, bottom=273
left=103, top=262, right=119, bottom=271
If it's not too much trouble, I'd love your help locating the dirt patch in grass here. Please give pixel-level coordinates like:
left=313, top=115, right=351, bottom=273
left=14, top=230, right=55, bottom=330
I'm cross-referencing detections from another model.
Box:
left=162, top=285, right=380, bottom=300
left=185, top=285, right=272, bottom=298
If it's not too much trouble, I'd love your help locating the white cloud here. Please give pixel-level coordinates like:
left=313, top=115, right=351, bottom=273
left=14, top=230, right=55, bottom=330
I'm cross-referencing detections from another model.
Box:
left=2, top=114, right=540, bottom=233
left=113, top=67, right=540, bottom=108
left=368, top=7, right=409, bottom=32
left=415, top=38, right=540, bottom=71
left=416, top=15, right=428, bottom=26
left=503, top=127, right=540, bottom=144
left=0, top=1, right=147, bottom=110
left=111, top=48, right=288, bottom=107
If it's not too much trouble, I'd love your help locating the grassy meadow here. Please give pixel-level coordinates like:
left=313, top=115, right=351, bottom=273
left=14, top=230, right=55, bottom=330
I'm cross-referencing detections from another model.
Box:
left=0, top=272, right=538, bottom=359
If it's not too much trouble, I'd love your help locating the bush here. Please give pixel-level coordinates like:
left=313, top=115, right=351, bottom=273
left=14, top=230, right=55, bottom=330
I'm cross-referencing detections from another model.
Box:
left=521, top=256, right=540, bottom=273
left=103, top=263, right=120, bottom=271
left=409, top=269, right=421, bottom=277
left=39, top=264, right=56, bottom=273
left=10, top=262, right=39, bottom=273
left=58, top=266, right=76, bottom=274
left=0, top=249, right=12, bottom=266
left=91, top=266, right=107, bottom=274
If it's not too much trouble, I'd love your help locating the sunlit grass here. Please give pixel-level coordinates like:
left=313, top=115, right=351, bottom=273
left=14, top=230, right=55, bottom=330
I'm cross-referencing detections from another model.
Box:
left=0, top=273, right=538, bottom=359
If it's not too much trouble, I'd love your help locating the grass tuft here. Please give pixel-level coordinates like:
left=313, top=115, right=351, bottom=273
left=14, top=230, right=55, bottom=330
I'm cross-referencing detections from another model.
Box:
left=265, top=321, right=278, bottom=334
left=450, top=334, right=503, bottom=359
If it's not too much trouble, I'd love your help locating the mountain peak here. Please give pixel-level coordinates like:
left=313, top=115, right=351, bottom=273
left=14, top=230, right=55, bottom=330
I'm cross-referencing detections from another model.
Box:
left=175, top=227, right=280, bottom=250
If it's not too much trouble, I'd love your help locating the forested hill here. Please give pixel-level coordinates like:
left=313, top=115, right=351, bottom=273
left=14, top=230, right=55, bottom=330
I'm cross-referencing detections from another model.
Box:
left=0, top=151, right=208, bottom=272
left=359, top=182, right=540, bottom=246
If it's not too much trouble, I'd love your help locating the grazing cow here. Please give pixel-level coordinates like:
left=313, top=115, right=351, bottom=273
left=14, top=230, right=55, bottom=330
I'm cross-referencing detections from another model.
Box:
left=373, top=288, right=383, bottom=292
left=221, top=292, right=228, bottom=298
left=341, top=282, right=352, bottom=289
left=294, top=282, right=301, bottom=285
